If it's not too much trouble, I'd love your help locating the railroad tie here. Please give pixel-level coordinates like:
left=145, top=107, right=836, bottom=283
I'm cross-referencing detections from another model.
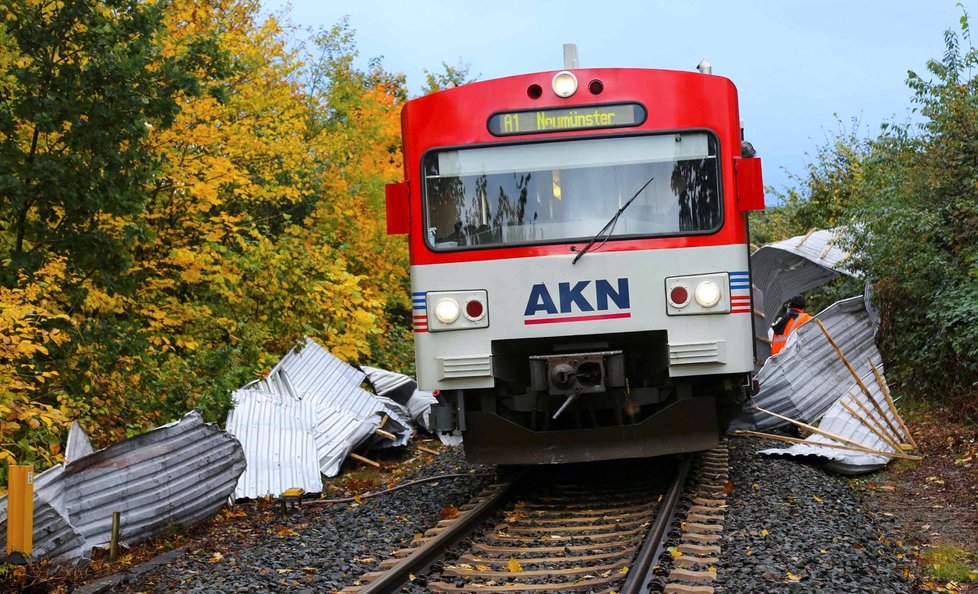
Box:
left=662, top=445, right=729, bottom=594
left=669, top=568, right=718, bottom=583
left=692, top=494, right=726, bottom=503
left=663, top=584, right=716, bottom=594
left=678, top=543, right=721, bottom=556
left=676, top=555, right=721, bottom=568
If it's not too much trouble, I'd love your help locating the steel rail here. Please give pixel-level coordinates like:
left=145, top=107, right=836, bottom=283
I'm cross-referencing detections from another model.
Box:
left=619, top=454, right=694, bottom=594
left=357, top=478, right=520, bottom=594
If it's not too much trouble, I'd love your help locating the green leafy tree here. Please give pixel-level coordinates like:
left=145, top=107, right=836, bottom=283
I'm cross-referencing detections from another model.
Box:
left=421, top=60, right=474, bottom=95
left=750, top=122, right=866, bottom=250
left=846, top=12, right=978, bottom=412
left=0, top=0, right=204, bottom=285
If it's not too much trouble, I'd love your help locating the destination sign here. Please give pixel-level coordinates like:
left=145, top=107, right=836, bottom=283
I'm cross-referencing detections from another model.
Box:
left=487, top=103, right=646, bottom=136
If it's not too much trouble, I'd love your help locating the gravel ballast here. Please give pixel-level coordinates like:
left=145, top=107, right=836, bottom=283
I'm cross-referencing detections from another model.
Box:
left=120, top=437, right=915, bottom=593
left=123, top=447, right=493, bottom=593
left=716, top=437, right=914, bottom=593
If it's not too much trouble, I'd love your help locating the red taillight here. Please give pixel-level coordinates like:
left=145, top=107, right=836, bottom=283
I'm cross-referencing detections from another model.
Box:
left=670, top=286, right=689, bottom=307
left=465, top=299, right=485, bottom=320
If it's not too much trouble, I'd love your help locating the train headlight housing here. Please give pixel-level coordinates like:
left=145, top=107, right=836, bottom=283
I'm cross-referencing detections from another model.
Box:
left=552, top=71, right=578, bottom=98
left=426, top=290, right=490, bottom=331
left=694, top=281, right=721, bottom=308
left=434, top=298, right=460, bottom=324
left=665, top=273, right=731, bottom=315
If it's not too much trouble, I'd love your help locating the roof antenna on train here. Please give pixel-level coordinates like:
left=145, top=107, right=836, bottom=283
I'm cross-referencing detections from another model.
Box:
left=563, top=43, right=579, bottom=69
left=697, top=59, right=712, bottom=74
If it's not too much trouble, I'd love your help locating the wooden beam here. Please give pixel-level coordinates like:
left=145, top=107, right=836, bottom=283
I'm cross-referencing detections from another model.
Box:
left=870, top=360, right=918, bottom=449
left=815, top=319, right=905, bottom=440
left=731, top=430, right=896, bottom=456
left=795, top=228, right=816, bottom=247
left=839, top=397, right=904, bottom=452
left=842, top=388, right=905, bottom=446
left=348, top=452, right=380, bottom=468
left=375, top=428, right=397, bottom=441
left=752, top=404, right=919, bottom=460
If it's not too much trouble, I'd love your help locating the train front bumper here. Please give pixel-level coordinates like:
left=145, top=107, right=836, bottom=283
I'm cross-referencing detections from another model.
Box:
left=461, top=395, right=718, bottom=465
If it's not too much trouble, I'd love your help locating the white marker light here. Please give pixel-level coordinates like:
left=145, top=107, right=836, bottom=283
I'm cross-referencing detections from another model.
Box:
left=694, top=281, right=721, bottom=308
left=552, top=71, right=578, bottom=98
left=434, top=298, right=461, bottom=324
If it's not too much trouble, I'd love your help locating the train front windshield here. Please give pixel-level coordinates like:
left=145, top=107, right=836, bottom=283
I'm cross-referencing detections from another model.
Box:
left=423, top=132, right=721, bottom=250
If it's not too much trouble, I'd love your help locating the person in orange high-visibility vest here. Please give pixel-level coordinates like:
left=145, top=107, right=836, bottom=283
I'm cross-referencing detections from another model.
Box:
left=769, top=295, right=812, bottom=356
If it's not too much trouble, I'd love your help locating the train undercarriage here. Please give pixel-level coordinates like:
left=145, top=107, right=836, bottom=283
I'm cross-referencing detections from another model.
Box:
left=430, top=330, right=751, bottom=464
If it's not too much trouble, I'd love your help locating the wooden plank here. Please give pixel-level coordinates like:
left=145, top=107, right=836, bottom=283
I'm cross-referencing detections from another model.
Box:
left=870, top=359, right=918, bottom=449
left=732, top=430, right=919, bottom=459
left=839, top=392, right=904, bottom=452
left=840, top=395, right=905, bottom=452
left=815, top=319, right=905, bottom=440
left=752, top=404, right=896, bottom=454
left=348, top=452, right=380, bottom=468
left=417, top=445, right=439, bottom=455
left=795, top=228, right=816, bottom=247
left=375, top=428, right=397, bottom=441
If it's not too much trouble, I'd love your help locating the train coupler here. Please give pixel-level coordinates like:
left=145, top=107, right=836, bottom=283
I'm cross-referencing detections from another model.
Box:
left=529, top=350, right=624, bottom=396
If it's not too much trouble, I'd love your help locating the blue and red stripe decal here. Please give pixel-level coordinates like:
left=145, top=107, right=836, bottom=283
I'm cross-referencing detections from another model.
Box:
left=412, top=291, right=428, bottom=333
left=729, top=271, right=752, bottom=314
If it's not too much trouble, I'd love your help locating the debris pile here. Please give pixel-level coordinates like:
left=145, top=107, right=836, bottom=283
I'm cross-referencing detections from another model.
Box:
left=732, top=296, right=878, bottom=431
left=362, top=365, right=463, bottom=446
left=227, top=336, right=456, bottom=499
left=737, top=227, right=918, bottom=474
left=2, top=337, right=455, bottom=562
left=0, top=412, right=245, bottom=561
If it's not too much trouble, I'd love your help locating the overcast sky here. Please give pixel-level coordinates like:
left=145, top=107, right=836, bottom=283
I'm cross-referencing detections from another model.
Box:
left=263, top=0, right=975, bottom=194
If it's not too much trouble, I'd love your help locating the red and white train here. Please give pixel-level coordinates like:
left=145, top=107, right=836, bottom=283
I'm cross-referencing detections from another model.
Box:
left=386, top=55, right=765, bottom=464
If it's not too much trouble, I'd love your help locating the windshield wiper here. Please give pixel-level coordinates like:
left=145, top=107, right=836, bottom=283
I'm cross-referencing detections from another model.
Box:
left=572, top=176, right=655, bottom=265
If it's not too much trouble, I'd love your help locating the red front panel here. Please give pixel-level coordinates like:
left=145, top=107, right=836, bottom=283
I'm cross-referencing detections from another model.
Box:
left=399, top=68, right=747, bottom=265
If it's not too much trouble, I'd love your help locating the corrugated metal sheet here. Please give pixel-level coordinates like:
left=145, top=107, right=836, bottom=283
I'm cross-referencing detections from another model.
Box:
left=1, top=412, right=246, bottom=561
left=227, top=339, right=422, bottom=495
left=313, top=401, right=379, bottom=477
left=272, top=338, right=412, bottom=446
left=751, top=227, right=858, bottom=348
left=759, top=363, right=901, bottom=473
left=65, top=421, right=94, bottom=463
left=731, top=295, right=879, bottom=431
left=226, top=389, right=323, bottom=499
left=361, top=365, right=464, bottom=446
left=363, top=366, right=430, bottom=427
left=64, top=412, right=245, bottom=552
left=361, top=365, right=418, bottom=400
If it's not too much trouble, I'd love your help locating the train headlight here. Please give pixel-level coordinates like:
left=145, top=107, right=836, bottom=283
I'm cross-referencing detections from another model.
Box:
left=426, top=290, right=490, bottom=331
left=434, top=298, right=460, bottom=324
left=665, top=273, right=730, bottom=315
left=552, top=71, right=578, bottom=98
left=694, top=281, right=721, bottom=308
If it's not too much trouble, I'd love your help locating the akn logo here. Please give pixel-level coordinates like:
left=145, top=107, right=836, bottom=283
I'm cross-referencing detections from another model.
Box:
left=523, top=278, right=631, bottom=325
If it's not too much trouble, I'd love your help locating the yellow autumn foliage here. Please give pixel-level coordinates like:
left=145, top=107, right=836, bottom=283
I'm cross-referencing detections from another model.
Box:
left=0, top=259, right=72, bottom=468
left=0, top=0, right=412, bottom=478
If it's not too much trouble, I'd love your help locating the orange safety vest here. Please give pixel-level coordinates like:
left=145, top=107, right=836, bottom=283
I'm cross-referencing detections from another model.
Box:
left=770, top=310, right=812, bottom=355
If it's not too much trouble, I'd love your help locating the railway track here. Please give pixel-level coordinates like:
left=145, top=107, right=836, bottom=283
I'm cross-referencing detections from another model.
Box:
left=341, top=447, right=734, bottom=594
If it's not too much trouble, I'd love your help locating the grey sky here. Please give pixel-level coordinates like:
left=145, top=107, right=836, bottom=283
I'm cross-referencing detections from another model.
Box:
left=264, top=0, right=974, bottom=194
